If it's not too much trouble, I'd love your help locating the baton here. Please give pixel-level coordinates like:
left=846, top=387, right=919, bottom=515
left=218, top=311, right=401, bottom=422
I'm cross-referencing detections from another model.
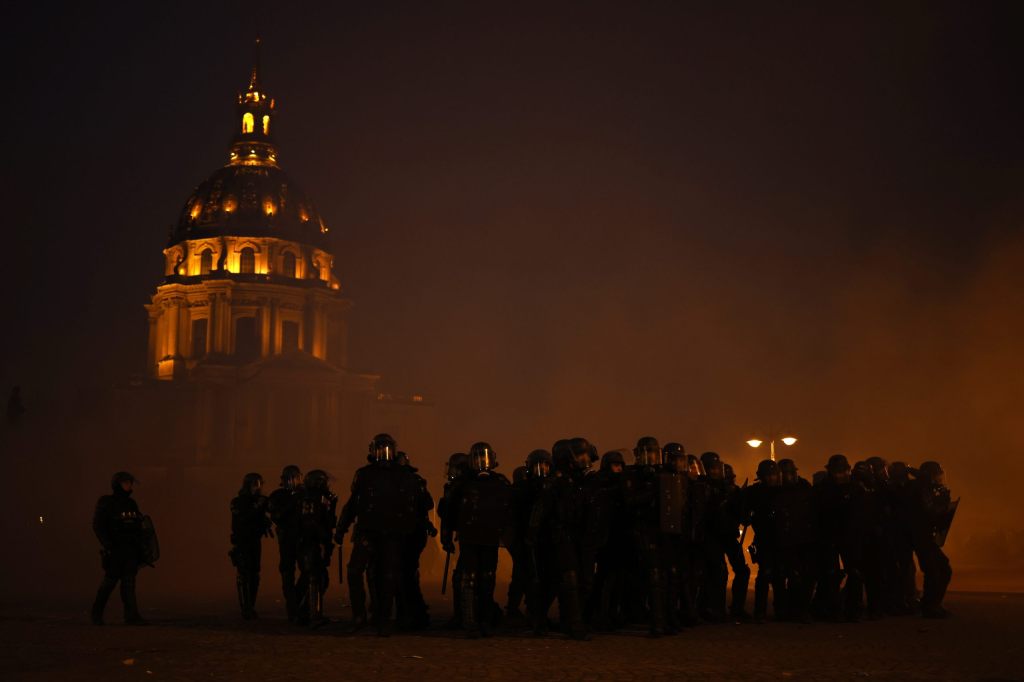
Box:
left=441, top=550, right=452, bottom=595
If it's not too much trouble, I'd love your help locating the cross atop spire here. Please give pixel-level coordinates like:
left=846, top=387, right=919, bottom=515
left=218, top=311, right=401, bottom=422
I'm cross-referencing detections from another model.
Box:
left=248, top=37, right=262, bottom=92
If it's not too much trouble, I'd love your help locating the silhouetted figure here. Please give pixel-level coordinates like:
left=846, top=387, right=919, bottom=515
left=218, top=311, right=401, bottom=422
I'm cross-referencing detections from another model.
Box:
left=6, top=385, right=25, bottom=425
left=91, top=472, right=149, bottom=625
left=337, top=434, right=428, bottom=636
left=445, top=441, right=513, bottom=639
left=437, top=452, right=470, bottom=629
left=911, top=461, right=955, bottom=619
left=268, top=465, right=303, bottom=622
left=396, top=451, right=436, bottom=630
left=746, top=459, right=786, bottom=623
left=229, top=473, right=270, bottom=619
left=296, top=469, right=337, bottom=627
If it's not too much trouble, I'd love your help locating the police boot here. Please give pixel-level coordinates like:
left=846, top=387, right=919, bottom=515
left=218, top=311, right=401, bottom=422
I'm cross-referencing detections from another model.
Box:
left=461, top=572, right=480, bottom=639
left=91, top=577, right=117, bottom=626
left=730, top=563, right=752, bottom=621
left=121, top=576, right=148, bottom=625
left=443, top=569, right=464, bottom=630
left=647, top=569, right=666, bottom=638
left=348, top=581, right=368, bottom=632
left=559, top=571, right=590, bottom=641
left=236, top=575, right=252, bottom=619
left=281, top=571, right=298, bottom=623
left=249, top=575, right=260, bottom=619
left=753, top=575, right=769, bottom=624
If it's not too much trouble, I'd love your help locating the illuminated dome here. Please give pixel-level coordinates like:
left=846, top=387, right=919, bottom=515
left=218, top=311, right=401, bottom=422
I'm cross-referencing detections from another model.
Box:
left=172, top=164, right=328, bottom=248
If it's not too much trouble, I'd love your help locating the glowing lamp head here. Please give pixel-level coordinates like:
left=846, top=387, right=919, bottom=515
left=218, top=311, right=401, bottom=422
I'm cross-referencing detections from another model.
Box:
left=746, top=439, right=763, bottom=449
left=781, top=437, right=798, bottom=446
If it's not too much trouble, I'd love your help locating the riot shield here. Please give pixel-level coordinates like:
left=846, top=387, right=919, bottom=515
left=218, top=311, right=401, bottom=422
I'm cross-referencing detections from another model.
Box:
left=935, top=497, right=960, bottom=548
left=141, top=515, right=160, bottom=565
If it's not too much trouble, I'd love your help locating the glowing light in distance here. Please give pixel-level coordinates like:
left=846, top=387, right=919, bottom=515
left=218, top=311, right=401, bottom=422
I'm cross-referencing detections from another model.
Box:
left=781, top=437, right=798, bottom=446
left=746, top=439, right=762, bottom=448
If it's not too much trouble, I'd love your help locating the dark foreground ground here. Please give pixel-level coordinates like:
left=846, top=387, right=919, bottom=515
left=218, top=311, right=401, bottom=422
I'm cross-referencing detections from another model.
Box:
left=2, top=593, right=1023, bottom=682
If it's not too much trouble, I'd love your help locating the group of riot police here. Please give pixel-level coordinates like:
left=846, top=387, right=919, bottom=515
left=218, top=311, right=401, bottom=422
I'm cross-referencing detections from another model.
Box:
left=91, top=434, right=957, bottom=638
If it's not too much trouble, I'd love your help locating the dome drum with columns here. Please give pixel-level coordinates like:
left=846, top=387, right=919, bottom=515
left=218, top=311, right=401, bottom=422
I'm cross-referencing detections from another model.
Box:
left=146, top=43, right=349, bottom=380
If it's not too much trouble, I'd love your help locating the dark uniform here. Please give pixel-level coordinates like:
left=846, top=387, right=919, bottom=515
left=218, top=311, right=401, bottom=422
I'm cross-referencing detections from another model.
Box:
left=746, top=459, right=785, bottom=623
left=528, top=439, right=592, bottom=640
left=296, top=469, right=337, bottom=626
left=90, top=472, right=149, bottom=625
left=775, top=459, right=818, bottom=622
left=659, top=444, right=690, bottom=634
left=337, top=434, right=426, bottom=636
left=507, top=450, right=550, bottom=623
left=886, top=461, right=919, bottom=614
left=268, top=465, right=303, bottom=622
left=446, top=442, right=513, bottom=638
left=397, top=452, right=436, bottom=630
left=681, top=453, right=708, bottom=626
left=588, top=450, right=629, bottom=630
left=813, top=454, right=866, bottom=622
left=623, top=436, right=669, bottom=636
left=910, top=461, right=954, bottom=619
left=699, top=452, right=733, bottom=622
left=438, top=453, right=469, bottom=629
left=722, top=463, right=752, bottom=620
left=229, top=472, right=270, bottom=619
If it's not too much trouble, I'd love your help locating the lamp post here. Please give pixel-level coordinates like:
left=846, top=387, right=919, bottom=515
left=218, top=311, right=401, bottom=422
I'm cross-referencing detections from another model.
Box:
left=745, top=435, right=797, bottom=462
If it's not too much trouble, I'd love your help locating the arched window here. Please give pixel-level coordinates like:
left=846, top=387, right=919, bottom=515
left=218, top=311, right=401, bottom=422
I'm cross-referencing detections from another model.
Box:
left=242, top=112, right=254, bottom=134
left=239, top=247, right=256, bottom=274
left=282, top=251, right=296, bottom=278
left=262, top=115, right=270, bottom=135
left=199, top=249, right=213, bottom=275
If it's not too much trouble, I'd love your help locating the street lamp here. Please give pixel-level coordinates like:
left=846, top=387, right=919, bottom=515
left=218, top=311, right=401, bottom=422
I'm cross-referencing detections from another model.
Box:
left=746, top=435, right=798, bottom=461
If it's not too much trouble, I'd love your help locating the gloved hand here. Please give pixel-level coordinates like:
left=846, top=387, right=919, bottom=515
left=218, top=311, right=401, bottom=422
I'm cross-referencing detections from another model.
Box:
left=441, top=534, right=455, bottom=554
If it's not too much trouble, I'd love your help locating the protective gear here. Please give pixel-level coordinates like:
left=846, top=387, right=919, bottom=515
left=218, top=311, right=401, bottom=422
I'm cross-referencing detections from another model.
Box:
left=600, top=450, right=625, bottom=472
left=756, top=459, right=779, bottom=482
left=701, top=451, right=724, bottom=479
left=526, top=449, right=552, bottom=478
left=568, top=437, right=594, bottom=472
left=396, top=451, right=410, bottom=467
left=552, top=440, right=575, bottom=472
left=469, top=442, right=498, bottom=471
left=280, top=465, right=301, bottom=486
left=445, top=453, right=469, bottom=481
left=918, top=461, right=944, bottom=483
left=662, top=442, right=686, bottom=472
left=369, top=433, right=398, bottom=463
left=724, top=462, right=737, bottom=486
left=304, top=469, right=330, bottom=491
left=110, top=471, right=136, bottom=490
left=686, top=454, right=706, bottom=479
left=634, top=436, right=662, bottom=467
left=827, top=454, right=851, bottom=473
left=91, top=479, right=149, bottom=625
left=778, top=459, right=799, bottom=486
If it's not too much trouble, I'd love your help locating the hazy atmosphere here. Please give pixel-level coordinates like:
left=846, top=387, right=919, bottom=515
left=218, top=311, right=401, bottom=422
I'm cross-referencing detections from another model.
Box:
left=2, top=1, right=1023, bottom=598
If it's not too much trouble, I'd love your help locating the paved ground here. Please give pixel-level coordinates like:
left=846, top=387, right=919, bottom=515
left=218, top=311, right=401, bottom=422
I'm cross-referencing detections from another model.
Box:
left=2, top=593, right=1023, bottom=681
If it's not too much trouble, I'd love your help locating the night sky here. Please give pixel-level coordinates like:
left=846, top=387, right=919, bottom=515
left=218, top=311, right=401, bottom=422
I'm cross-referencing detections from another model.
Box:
left=3, top=2, right=1023, bottom=526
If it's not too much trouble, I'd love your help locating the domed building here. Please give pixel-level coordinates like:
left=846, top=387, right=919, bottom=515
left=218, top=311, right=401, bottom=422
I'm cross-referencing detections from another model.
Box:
left=123, top=45, right=434, bottom=470
left=147, top=51, right=347, bottom=378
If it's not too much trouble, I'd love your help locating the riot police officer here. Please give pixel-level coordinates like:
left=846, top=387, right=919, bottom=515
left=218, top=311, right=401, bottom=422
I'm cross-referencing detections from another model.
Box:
left=911, top=461, right=955, bottom=618
left=229, top=472, right=271, bottom=619
left=445, top=442, right=513, bottom=638
left=722, top=462, right=752, bottom=621
left=775, top=459, right=817, bottom=622
left=268, top=465, right=303, bottom=622
left=337, top=434, right=426, bottom=636
left=91, top=472, right=150, bottom=625
left=396, top=451, right=436, bottom=630
left=813, top=454, right=866, bottom=622
left=623, top=436, right=668, bottom=636
left=507, top=449, right=551, bottom=624
left=529, top=438, right=592, bottom=640
left=699, top=451, right=731, bottom=622
left=438, top=452, right=469, bottom=629
left=746, top=459, right=785, bottom=623
left=296, top=469, right=337, bottom=627
left=887, top=461, right=918, bottom=614
left=660, top=443, right=689, bottom=633
left=589, top=450, right=629, bottom=630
